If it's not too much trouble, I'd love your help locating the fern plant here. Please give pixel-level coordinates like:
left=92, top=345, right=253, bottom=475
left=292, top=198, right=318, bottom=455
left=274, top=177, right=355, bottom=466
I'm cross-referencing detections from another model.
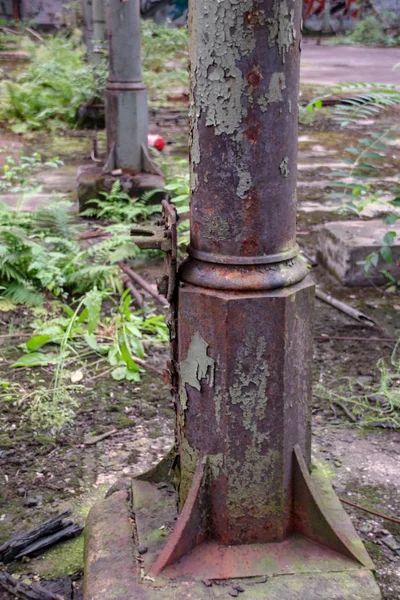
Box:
left=0, top=33, right=102, bottom=132
left=82, top=181, right=161, bottom=223
left=0, top=196, right=141, bottom=305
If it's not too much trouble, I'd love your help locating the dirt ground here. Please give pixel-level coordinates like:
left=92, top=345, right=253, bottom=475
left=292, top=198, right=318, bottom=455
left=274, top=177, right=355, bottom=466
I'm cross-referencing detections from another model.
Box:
left=1, top=47, right=400, bottom=599
left=301, top=41, right=400, bottom=85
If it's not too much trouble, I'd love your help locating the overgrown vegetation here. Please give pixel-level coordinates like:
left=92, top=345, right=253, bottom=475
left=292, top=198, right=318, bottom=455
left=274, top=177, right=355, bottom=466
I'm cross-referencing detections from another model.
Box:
left=0, top=33, right=102, bottom=132
left=0, top=150, right=188, bottom=431
left=309, top=81, right=400, bottom=429
left=329, top=13, right=400, bottom=47
left=0, top=21, right=188, bottom=132
left=316, top=345, right=400, bottom=429
left=83, top=162, right=190, bottom=247
left=141, top=20, right=188, bottom=104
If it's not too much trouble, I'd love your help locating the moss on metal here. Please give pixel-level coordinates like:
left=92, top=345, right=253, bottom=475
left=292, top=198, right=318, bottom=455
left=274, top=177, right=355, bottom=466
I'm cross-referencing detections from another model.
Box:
left=226, top=447, right=283, bottom=520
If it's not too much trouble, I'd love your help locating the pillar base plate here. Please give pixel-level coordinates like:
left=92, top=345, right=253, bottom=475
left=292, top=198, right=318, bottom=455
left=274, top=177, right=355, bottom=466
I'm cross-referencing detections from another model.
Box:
left=84, top=449, right=381, bottom=600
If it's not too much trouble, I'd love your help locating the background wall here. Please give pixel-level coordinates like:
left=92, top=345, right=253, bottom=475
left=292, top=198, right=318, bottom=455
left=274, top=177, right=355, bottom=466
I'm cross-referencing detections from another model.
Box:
left=1, top=0, right=400, bottom=31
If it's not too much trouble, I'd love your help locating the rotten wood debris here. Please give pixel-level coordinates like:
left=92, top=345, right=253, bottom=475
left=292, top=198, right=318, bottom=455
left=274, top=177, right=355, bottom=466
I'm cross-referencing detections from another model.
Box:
left=0, top=510, right=83, bottom=564
left=0, top=571, right=64, bottom=600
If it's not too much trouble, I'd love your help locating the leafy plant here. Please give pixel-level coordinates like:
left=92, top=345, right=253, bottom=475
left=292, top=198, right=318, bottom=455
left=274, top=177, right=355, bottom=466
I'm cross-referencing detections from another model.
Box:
left=0, top=151, right=63, bottom=193
left=15, top=289, right=168, bottom=383
left=82, top=180, right=161, bottom=223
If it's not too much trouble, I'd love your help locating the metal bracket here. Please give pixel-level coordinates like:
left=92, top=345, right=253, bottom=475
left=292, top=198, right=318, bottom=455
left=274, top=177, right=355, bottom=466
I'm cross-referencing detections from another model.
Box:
left=129, top=197, right=179, bottom=397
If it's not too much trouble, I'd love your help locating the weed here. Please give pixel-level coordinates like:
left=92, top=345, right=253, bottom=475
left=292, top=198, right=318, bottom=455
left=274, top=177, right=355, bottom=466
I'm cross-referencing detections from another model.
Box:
left=14, top=289, right=168, bottom=383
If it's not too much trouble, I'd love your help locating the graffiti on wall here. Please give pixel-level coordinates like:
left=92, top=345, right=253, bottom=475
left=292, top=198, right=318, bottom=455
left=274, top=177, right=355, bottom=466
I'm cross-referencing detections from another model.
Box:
left=303, top=0, right=360, bottom=29
left=140, top=0, right=188, bottom=26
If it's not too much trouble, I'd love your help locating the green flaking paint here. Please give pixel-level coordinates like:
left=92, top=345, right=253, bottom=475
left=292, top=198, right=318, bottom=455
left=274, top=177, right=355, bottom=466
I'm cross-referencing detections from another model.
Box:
left=280, top=156, right=289, bottom=177
left=179, top=331, right=215, bottom=412
left=228, top=335, right=269, bottom=444
left=267, top=0, right=296, bottom=63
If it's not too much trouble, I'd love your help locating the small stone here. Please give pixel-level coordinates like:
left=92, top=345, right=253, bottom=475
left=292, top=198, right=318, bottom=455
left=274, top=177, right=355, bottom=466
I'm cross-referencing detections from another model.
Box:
left=360, top=523, right=373, bottom=534
left=156, top=482, right=168, bottom=490
left=233, top=584, right=245, bottom=592
left=17, top=487, right=26, bottom=497
left=138, top=545, right=148, bottom=555
left=202, top=579, right=212, bottom=587
left=229, top=590, right=239, bottom=597
left=382, top=535, right=400, bottom=551
left=23, top=498, right=38, bottom=508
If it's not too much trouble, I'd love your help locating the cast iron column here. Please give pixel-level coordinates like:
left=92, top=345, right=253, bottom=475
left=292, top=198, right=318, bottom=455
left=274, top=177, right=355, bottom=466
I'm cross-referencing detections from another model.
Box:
left=84, top=2, right=380, bottom=597
left=176, top=0, right=312, bottom=545
left=105, top=0, right=149, bottom=171
left=92, top=0, right=106, bottom=65
left=81, top=0, right=94, bottom=58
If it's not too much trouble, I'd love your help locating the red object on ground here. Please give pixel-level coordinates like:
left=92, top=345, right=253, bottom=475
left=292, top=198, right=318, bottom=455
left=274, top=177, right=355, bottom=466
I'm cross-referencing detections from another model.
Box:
left=148, top=134, right=166, bottom=151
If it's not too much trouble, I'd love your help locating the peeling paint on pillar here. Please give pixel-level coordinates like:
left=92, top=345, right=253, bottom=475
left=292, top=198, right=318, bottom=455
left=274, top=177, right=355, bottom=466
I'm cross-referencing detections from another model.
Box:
left=267, top=0, right=296, bottom=62
left=228, top=335, right=269, bottom=442
left=188, top=0, right=301, bottom=260
left=280, top=156, right=289, bottom=177
left=179, top=332, right=215, bottom=507
left=179, top=332, right=215, bottom=412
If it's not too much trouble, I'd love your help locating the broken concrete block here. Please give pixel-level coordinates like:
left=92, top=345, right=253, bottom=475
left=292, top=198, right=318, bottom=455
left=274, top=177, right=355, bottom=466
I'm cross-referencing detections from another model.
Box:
left=317, top=220, right=400, bottom=286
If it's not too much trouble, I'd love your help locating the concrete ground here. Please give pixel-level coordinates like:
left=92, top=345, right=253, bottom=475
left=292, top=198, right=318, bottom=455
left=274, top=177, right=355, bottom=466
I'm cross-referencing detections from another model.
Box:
left=301, top=41, right=400, bottom=86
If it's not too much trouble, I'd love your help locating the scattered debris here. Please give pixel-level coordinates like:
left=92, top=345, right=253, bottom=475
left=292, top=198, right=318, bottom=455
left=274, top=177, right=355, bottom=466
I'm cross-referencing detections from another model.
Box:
left=119, top=263, right=168, bottom=307
left=84, top=428, right=118, bottom=446
left=331, top=399, right=358, bottom=423
left=315, top=288, right=377, bottom=327
left=0, top=510, right=83, bottom=563
left=0, top=571, right=64, bottom=600
left=340, top=498, right=400, bottom=525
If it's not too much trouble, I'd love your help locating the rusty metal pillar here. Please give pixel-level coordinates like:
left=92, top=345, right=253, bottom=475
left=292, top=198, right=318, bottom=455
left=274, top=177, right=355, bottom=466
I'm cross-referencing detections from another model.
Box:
left=104, top=0, right=156, bottom=172
left=81, top=0, right=94, bottom=58
left=92, top=0, right=106, bottom=66
left=175, top=0, right=312, bottom=546
left=77, top=0, right=163, bottom=211
left=84, top=1, right=382, bottom=598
